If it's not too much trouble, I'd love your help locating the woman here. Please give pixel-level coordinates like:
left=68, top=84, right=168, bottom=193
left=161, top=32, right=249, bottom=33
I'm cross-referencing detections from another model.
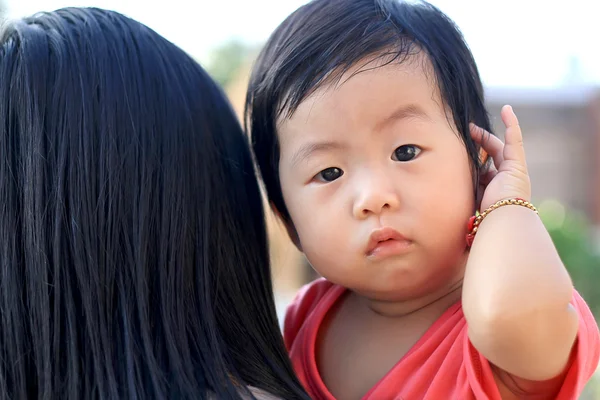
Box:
left=0, top=7, right=308, bottom=399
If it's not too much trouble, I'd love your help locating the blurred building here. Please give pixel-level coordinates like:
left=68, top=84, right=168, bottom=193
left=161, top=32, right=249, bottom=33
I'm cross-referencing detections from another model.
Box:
left=487, top=85, right=600, bottom=226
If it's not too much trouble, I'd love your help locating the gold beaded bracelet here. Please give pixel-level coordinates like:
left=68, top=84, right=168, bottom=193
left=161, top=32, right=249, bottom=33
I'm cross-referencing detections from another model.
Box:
left=466, top=198, right=538, bottom=247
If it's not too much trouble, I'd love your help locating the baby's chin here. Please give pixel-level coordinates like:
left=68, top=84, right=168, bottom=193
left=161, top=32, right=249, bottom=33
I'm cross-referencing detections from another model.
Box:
left=341, top=262, right=464, bottom=299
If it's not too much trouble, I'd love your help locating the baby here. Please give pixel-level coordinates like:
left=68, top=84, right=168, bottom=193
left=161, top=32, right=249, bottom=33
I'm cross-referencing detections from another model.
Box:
left=245, top=0, right=600, bottom=398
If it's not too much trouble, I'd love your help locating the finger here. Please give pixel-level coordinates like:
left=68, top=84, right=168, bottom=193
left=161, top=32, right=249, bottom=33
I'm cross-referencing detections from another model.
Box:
left=469, top=123, right=504, bottom=170
left=479, top=167, right=497, bottom=186
left=476, top=168, right=496, bottom=210
left=500, top=105, right=527, bottom=169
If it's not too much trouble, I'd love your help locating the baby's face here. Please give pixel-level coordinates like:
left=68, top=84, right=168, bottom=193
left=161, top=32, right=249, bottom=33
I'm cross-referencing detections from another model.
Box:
left=277, top=56, right=475, bottom=301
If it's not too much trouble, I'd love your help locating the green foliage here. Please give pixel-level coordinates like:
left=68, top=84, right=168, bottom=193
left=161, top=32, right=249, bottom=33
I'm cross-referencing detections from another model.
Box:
left=582, top=375, right=600, bottom=400
left=205, top=40, right=255, bottom=88
left=539, top=200, right=600, bottom=318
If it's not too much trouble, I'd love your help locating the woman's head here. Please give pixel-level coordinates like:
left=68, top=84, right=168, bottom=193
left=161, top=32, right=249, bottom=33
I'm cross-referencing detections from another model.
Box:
left=0, top=7, right=305, bottom=399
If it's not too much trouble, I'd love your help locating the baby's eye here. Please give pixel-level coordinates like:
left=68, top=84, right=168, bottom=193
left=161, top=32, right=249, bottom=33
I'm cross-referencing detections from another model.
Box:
left=392, top=145, right=422, bottom=162
left=315, top=167, right=344, bottom=182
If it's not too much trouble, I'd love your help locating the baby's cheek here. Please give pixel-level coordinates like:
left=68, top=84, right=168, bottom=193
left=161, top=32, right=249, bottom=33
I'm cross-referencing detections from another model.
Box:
left=302, top=242, right=350, bottom=284
left=419, top=202, right=470, bottom=248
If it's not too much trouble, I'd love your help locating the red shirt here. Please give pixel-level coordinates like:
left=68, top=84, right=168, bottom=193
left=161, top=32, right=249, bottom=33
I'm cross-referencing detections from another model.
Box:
left=284, top=279, right=600, bottom=400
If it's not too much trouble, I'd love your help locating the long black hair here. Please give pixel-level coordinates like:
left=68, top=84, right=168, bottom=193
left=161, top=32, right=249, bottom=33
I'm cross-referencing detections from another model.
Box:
left=0, top=7, right=308, bottom=400
left=245, top=0, right=492, bottom=224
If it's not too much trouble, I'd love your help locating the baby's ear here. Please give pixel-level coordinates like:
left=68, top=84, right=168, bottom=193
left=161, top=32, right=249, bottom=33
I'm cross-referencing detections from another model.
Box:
left=478, top=147, right=489, bottom=166
left=270, top=202, right=303, bottom=252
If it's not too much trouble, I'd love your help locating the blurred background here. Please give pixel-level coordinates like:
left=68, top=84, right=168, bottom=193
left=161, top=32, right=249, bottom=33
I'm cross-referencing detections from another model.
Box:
left=4, top=0, right=600, bottom=396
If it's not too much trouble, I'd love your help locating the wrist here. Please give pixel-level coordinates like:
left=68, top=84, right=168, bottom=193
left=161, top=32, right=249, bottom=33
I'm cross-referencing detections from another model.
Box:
left=466, top=198, right=538, bottom=247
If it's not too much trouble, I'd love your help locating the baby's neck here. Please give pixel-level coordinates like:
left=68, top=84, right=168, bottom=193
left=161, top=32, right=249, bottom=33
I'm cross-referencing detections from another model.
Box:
left=354, top=279, right=463, bottom=319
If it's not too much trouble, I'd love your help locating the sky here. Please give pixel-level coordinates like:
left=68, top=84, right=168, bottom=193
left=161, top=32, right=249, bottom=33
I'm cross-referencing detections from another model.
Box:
left=5, top=0, right=600, bottom=88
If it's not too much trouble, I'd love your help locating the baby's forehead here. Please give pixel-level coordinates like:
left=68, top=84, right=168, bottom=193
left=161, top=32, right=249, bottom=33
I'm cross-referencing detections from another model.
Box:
left=281, top=52, right=433, bottom=110
left=276, top=54, right=444, bottom=138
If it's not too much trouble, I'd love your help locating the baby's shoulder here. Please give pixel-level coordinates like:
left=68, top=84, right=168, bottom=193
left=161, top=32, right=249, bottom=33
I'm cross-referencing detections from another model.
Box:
left=287, top=278, right=335, bottom=319
left=284, top=278, right=338, bottom=347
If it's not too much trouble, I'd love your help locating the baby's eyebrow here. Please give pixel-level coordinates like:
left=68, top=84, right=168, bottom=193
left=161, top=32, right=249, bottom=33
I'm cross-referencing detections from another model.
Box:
left=290, top=141, right=346, bottom=168
left=374, top=104, right=431, bottom=132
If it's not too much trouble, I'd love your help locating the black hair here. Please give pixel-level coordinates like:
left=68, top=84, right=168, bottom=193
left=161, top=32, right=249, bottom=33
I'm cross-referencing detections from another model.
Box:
left=0, top=7, right=308, bottom=400
left=245, top=0, right=492, bottom=224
